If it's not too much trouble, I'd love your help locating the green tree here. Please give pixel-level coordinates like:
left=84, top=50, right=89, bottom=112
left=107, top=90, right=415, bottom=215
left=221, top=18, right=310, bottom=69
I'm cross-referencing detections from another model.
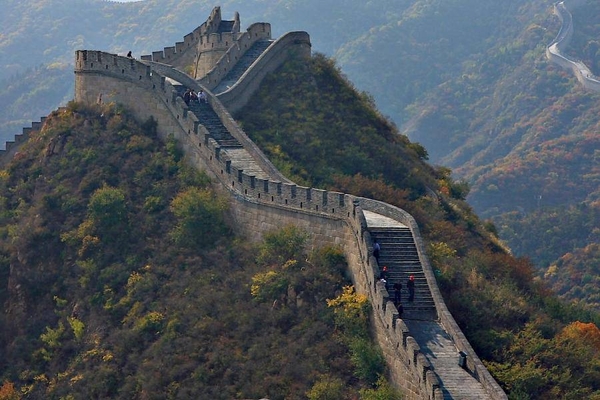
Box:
left=256, top=225, right=308, bottom=266
left=87, top=185, right=129, bottom=243
left=169, top=187, right=228, bottom=249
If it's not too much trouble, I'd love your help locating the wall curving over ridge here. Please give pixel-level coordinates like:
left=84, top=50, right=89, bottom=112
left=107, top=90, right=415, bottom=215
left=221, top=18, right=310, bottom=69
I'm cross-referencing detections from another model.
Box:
left=546, top=0, right=600, bottom=92
left=215, top=31, right=311, bottom=115
left=72, top=47, right=507, bottom=400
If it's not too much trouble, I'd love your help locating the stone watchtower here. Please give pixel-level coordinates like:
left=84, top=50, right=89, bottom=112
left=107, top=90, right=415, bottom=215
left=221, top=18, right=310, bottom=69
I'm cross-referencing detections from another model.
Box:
left=139, top=6, right=275, bottom=89
left=193, top=7, right=241, bottom=78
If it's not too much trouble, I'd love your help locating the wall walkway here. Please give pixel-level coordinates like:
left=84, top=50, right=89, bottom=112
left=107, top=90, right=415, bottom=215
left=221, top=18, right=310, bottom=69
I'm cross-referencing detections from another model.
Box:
left=546, top=0, right=600, bottom=92
left=71, top=47, right=506, bottom=399
left=0, top=20, right=506, bottom=398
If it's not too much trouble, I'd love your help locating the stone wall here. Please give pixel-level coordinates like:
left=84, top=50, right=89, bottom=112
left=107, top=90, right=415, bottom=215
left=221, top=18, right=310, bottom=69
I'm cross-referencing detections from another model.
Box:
left=139, top=6, right=227, bottom=73
left=546, top=0, right=600, bottom=92
left=72, top=50, right=506, bottom=399
left=216, top=31, right=311, bottom=115
left=197, top=23, right=273, bottom=90
left=0, top=117, right=47, bottom=168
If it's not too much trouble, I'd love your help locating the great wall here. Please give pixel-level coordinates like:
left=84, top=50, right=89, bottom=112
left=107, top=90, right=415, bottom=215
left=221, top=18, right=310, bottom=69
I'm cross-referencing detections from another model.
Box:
left=0, top=7, right=508, bottom=400
left=546, top=0, right=600, bottom=92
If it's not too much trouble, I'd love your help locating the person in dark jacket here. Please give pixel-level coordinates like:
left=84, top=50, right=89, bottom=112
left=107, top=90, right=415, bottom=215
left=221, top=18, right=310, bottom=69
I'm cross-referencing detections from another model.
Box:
left=373, top=240, right=381, bottom=263
left=393, top=282, right=402, bottom=305
left=407, top=275, right=415, bottom=302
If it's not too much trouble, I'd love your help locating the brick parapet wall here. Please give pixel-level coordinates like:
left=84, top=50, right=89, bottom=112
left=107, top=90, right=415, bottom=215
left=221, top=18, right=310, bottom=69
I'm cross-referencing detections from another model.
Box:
left=216, top=31, right=311, bottom=115
left=197, top=22, right=273, bottom=89
left=70, top=49, right=506, bottom=399
left=546, top=0, right=600, bottom=92
left=75, top=50, right=294, bottom=186
left=139, top=6, right=226, bottom=71
left=358, top=197, right=507, bottom=399
left=0, top=117, right=46, bottom=166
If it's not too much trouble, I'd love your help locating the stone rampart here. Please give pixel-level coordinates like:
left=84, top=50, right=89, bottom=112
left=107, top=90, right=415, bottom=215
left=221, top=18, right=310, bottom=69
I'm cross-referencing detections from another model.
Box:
left=74, top=50, right=291, bottom=184
left=197, top=23, right=273, bottom=90
left=546, top=0, right=600, bottom=92
left=0, top=117, right=47, bottom=167
left=359, top=198, right=508, bottom=399
left=216, top=31, right=312, bottom=114
left=72, top=51, right=506, bottom=399
left=139, top=6, right=225, bottom=71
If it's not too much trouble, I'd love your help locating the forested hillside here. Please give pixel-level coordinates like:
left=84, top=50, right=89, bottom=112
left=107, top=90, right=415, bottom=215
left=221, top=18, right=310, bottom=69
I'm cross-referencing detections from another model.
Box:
left=399, top=0, right=600, bottom=310
left=0, top=102, right=405, bottom=399
left=1, top=51, right=599, bottom=399
left=2, top=0, right=600, bottom=366
left=237, top=55, right=600, bottom=399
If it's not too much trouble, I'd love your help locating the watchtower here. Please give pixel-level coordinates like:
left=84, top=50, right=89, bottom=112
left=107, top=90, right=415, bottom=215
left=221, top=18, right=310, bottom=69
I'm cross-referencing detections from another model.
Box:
left=193, top=7, right=241, bottom=78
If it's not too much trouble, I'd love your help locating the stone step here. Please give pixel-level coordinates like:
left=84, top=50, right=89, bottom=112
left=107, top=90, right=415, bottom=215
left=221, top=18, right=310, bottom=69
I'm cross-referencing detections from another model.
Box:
left=371, top=226, right=437, bottom=320
left=214, top=40, right=273, bottom=94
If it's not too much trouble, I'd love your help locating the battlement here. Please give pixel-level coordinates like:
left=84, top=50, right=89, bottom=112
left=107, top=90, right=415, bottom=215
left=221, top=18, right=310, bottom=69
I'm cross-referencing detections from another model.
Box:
left=139, top=6, right=247, bottom=76
left=0, top=116, right=51, bottom=167
left=0, top=6, right=508, bottom=397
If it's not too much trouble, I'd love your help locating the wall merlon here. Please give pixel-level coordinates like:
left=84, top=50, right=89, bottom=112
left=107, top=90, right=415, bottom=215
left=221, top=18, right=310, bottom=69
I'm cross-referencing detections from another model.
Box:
left=282, top=182, right=296, bottom=199
left=164, top=46, right=176, bottom=59
left=68, top=12, right=506, bottom=398
left=230, top=165, right=243, bottom=185
left=3, top=141, right=14, bottom=152
left=296, top=186, right=311, bottom=203
left=426, top=371, right=442, bottom=400
left=175, top=42, right=186, bottom=54
left=268, top=180, right=282, bottom=196
left=183, top=32, right=195, bottom=45
left=416, top=353, right=430, bottom=381
left=406, top=337, right=420, bottom=365
left=383, top=300, right=399, bottom=329
left=241, top=172, right=256, bottom=190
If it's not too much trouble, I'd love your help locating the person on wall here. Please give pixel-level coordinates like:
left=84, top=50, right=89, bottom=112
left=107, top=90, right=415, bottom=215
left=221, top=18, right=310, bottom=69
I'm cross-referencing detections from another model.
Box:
left=373, top=240, right=381, bottom=263
left=407, top=275, right=415, bottom=302
left=183, top=88, right=191, bottom=106
left=199, top=90, right=208, bottom=103
left=393, top=281, right=402, bottom=305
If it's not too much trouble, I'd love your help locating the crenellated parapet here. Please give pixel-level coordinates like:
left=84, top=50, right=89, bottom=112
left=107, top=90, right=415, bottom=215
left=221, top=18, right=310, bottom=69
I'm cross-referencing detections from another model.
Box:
left=193, top=20, right=270, bottom=79
left=0, top=117, right=48, bottom=167
left=139, top=6, right=233, bottom=72
left=71, top=46, right=506, bottom=398
left=214, top=31, right=311, bottom=114
left=197, top=22, right=275, bottom=89
left=140, top=6, right=273, bottom=84
left=546, top=0, right=600, bottom=92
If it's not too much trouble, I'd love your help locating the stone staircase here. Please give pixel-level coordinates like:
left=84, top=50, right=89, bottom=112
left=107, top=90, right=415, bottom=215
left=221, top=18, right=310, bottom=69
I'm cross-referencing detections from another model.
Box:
left=406, top=320, right=492, bottom=400
left=213, top=40, right=274, bottom=94
left=175, top=85, right=271, bottom=180
left=370, top=226, right=437, bottom=321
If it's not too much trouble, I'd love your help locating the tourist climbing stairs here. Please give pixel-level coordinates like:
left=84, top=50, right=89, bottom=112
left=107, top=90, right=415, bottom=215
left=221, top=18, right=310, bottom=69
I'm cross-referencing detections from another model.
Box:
left=175, top=86, right=241, bottom=148
left=370, top=226, right=437, bottom=320
left=213, top=40, right=274, bottom=94
left=175, top=85, right=272, bottom=180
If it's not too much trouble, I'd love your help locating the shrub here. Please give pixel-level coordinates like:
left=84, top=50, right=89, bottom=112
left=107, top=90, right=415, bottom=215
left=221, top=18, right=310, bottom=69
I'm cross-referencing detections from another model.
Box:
left=256, top=225, right=308, bottom=267
left=306, top=375, right=345, bottom=400
left=349, top=337, right=385, bottom=386
left=169, top=187, right=228, bottom=249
